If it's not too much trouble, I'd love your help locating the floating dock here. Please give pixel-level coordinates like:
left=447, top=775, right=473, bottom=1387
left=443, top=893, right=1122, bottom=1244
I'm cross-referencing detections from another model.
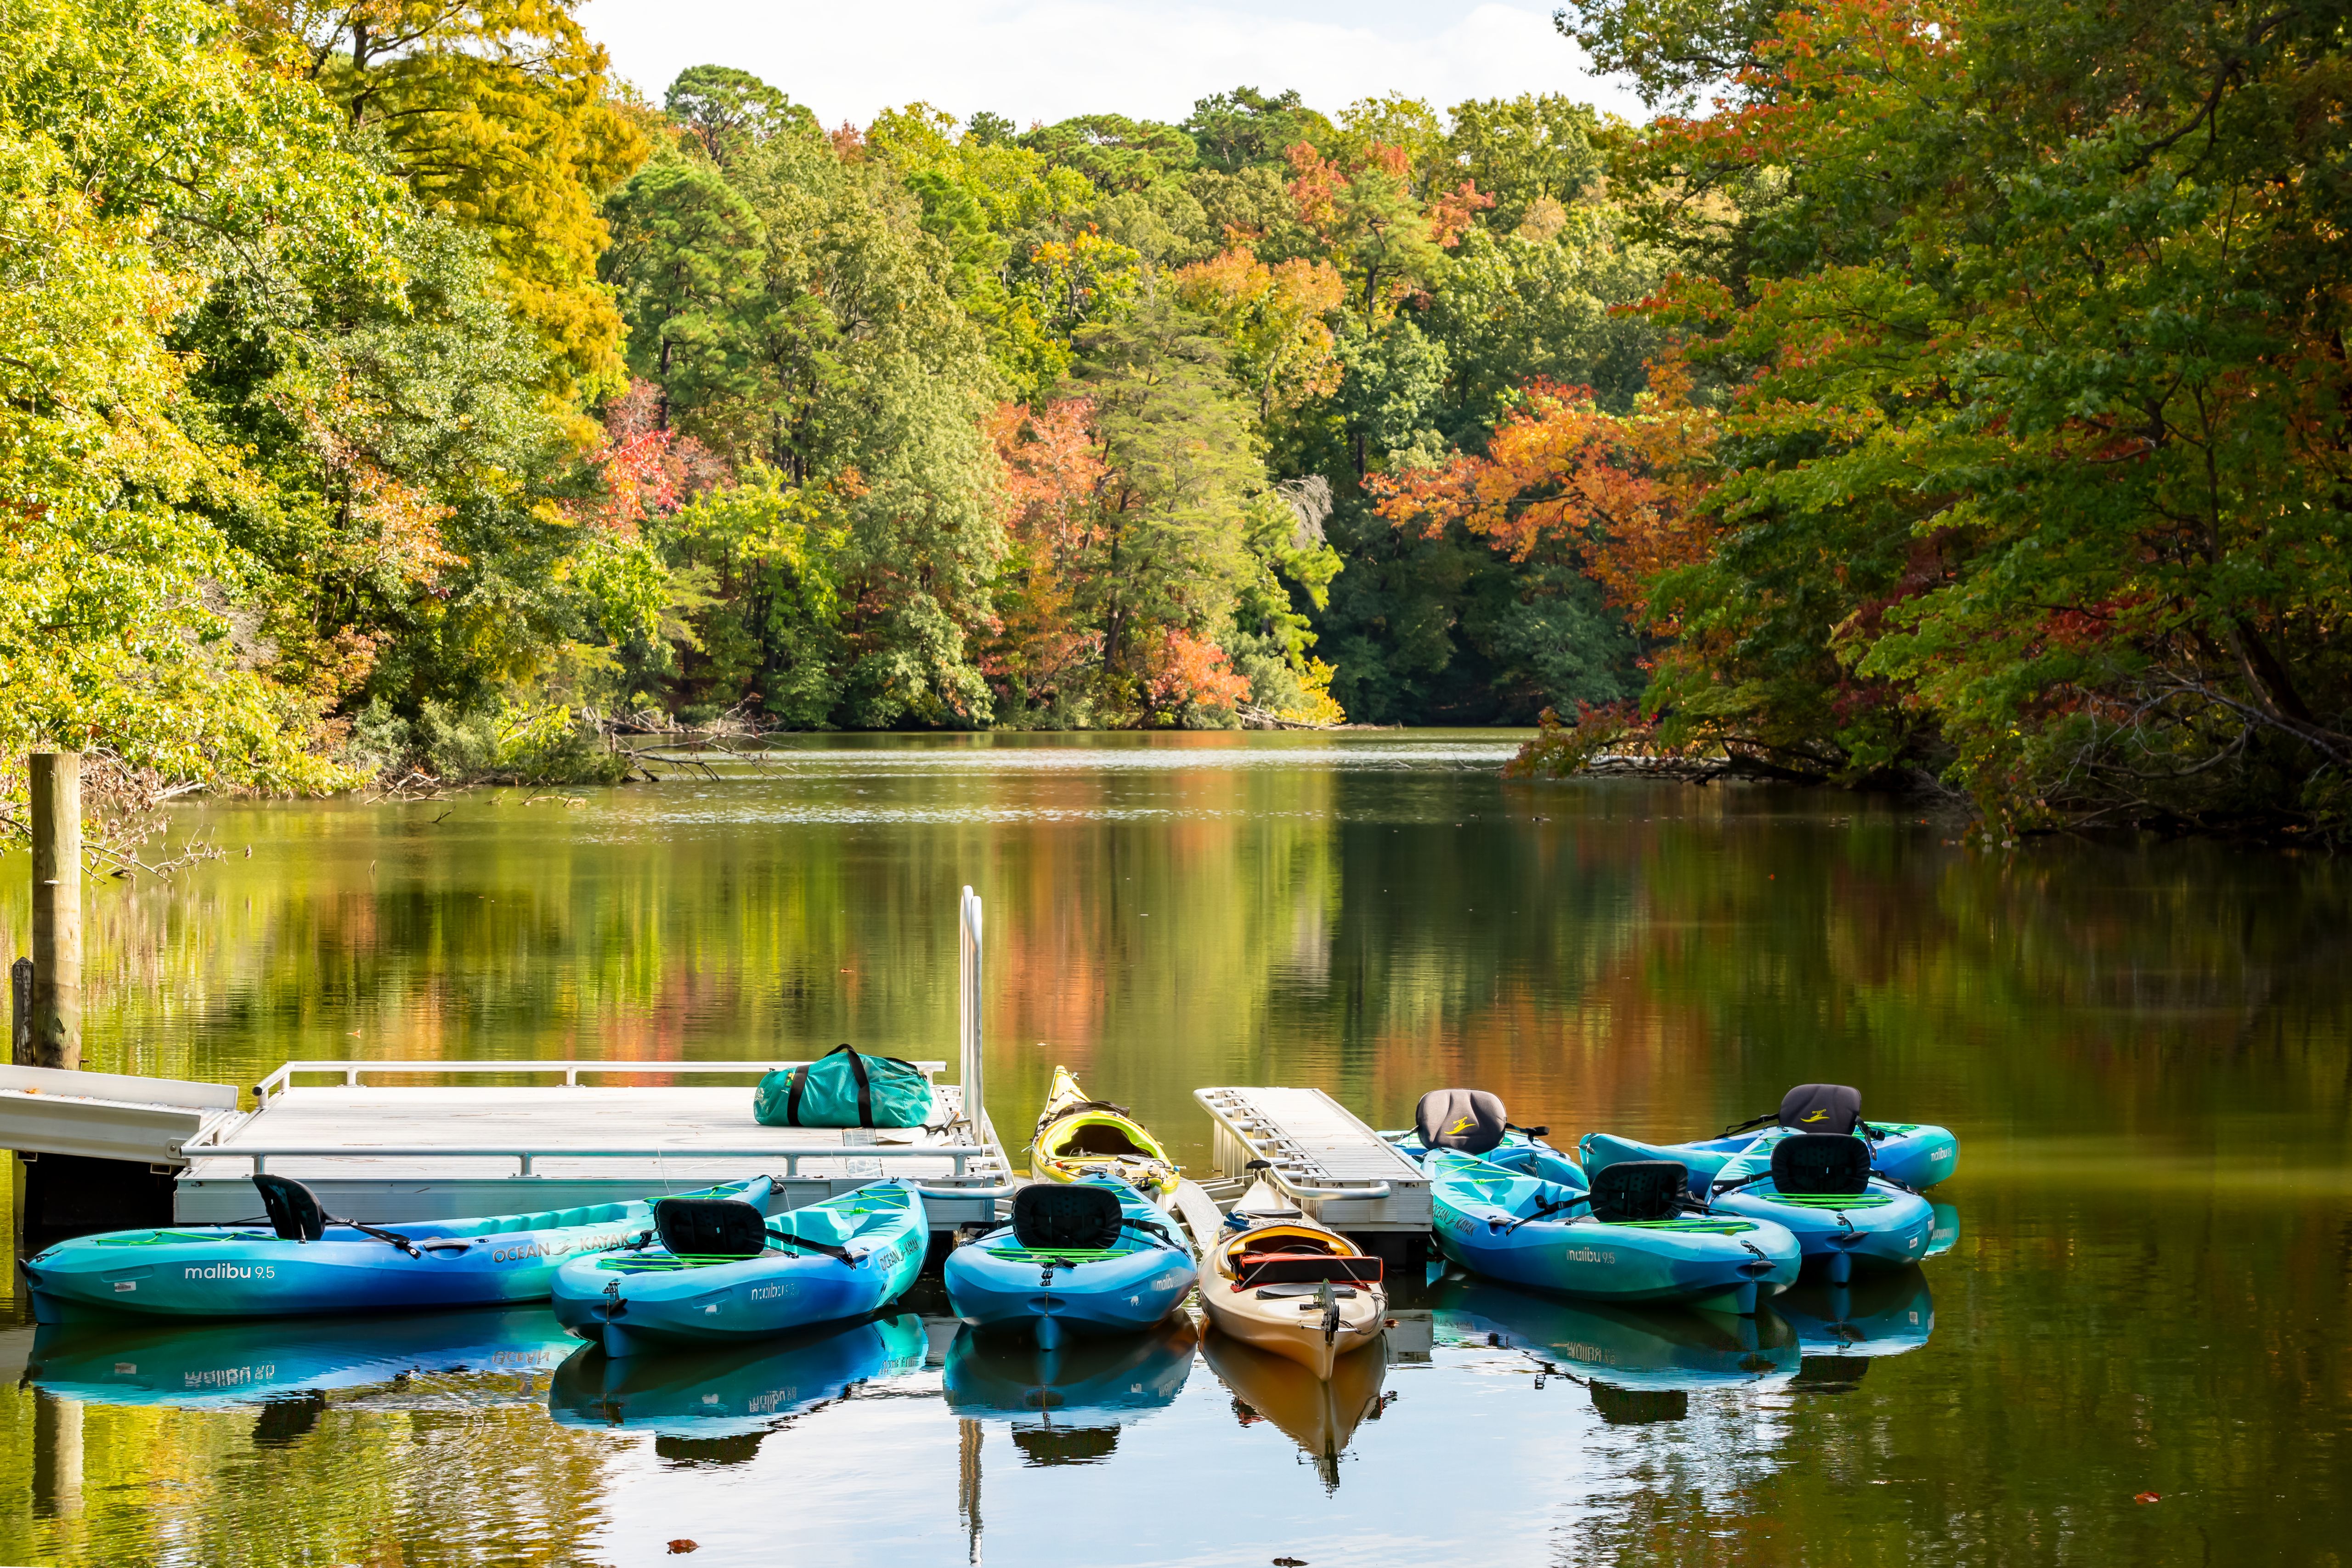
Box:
left=174, top=1059, right=1013, bottom=1228
left=1194, top=1086, right=1430, bottom=1249
left=2, top=894, right=1441, bottom=1258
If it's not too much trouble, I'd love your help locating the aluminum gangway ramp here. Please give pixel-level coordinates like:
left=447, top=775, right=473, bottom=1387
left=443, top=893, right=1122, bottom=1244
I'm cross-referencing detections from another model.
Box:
left=1193, top=1087, right=1429, bottom=1234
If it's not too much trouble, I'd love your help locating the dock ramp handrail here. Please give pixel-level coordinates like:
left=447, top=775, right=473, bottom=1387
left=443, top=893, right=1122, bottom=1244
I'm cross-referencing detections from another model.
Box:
left=252, top=1059, right=951, bottom=1102
left=1193, top=1086, right=1431, bottom=1233
left=0, top=1064, right=241, bottom=1166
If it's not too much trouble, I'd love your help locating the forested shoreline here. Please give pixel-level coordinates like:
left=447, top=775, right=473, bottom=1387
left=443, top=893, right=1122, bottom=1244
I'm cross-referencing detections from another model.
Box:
left=5, top=0, right=2348, bottom=841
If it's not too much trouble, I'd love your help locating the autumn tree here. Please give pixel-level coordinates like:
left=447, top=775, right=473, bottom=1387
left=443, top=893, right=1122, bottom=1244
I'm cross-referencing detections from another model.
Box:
left=262, top=0, right=648, bottom=412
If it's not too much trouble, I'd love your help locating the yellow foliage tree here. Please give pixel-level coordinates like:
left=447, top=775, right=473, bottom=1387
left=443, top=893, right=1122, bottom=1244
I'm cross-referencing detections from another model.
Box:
left=252, top=0, right=648, bottom=418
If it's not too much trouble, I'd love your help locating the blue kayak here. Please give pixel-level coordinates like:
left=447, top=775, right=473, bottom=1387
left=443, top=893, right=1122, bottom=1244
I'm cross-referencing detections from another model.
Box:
left=1429, top=1148, right=1799, bottom=1312
left=1583, top=1128, right=1936, bottom=1281
left=551, top=1179, right=926, bottom=1356
left=26, top=1306, right=578, bottom=1409
left=548, top=1313, right=929, bottom=1442
left=19, top=1175, right=768, bottom=1325
left=1599, top=1083, right=1960, bottom=1193
left=943, top=1176, right=1196, bottom=1347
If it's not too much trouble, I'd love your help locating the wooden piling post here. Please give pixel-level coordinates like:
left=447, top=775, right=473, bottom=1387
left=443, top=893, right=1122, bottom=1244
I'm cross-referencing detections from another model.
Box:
left=9, top=956, right=30, bottom=1067
left=32, top=1389, right=83, bottom=1517
left=30, top=752, right=79, bottom=1071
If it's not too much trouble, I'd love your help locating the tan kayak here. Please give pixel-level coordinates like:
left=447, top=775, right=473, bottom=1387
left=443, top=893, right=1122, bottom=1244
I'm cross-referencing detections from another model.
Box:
left=1197, top=1177, right=1386, bottom=1380
left=1202, top=1328, right=1389, bottom=1491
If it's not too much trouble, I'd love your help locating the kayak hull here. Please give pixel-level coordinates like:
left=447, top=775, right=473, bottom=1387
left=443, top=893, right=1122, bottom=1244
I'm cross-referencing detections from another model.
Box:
left=551, top=1180, right=926, bottom=1355
left=1710, top=1183, right=1936, bottom=1274
left=1581, top=1123, right=1960, bottom=1194
left=944, top=1177, right=1195, bottom=1342
left=1429, top=1149, right=1799, bottom=1309
left=1198, top=1181, right=1386, bottom=1380
left=1583, top=1133, right=1935, bottom=1275
left=1201, top=1298, right=1382, bottom=1382
left=19, top=1179, right=764, bottom=1325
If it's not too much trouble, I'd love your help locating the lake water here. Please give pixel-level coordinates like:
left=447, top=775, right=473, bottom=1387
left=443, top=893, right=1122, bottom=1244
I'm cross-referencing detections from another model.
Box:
left=0, top=731, right=2345, bottom=1567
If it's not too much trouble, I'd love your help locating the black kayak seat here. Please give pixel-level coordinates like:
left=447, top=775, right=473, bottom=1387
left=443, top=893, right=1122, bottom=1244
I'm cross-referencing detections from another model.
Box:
left=1771, top=1132, right=1871, bottom=1195
left=253, top=1174, right=328, bottom=1242
left=1776, top=1083, right=1863, bottom=1136
left=1415, top=1088, right=1508, bottom=1155
left=1590, top=1161, right=1690, bottom=1223
left=1012, top=1183, right=1123, bottom=1251
left=656, top=1197, right=770, bottom=1259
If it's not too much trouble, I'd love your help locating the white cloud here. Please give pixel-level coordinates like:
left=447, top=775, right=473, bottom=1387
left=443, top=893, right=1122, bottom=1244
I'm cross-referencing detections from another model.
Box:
left=578, top=0, right=1646, bottom=130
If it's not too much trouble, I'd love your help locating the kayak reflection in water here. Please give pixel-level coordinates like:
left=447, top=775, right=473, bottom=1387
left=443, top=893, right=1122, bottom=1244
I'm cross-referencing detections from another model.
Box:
left=943, top=1315, right=1197, bottom=1466
left=24, top=1305, right=582, bottom=1450
left=1201, top=1328, right=1391, bottom=1492
left=1435, top=1274, right=1799, bottom=1426
left=546, top=1312, right=927, bottom=1464
left=1773, top=1268, right=1936, bottom=1394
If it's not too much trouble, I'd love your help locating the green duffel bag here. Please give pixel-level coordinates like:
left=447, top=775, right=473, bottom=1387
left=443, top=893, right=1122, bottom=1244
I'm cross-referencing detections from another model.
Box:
left=753, top=1045, right=937, bottom=1129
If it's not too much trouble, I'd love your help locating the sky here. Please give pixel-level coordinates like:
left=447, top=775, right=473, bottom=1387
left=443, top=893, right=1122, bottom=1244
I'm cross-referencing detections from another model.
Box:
left=576, top=0, right=1648, bottom=131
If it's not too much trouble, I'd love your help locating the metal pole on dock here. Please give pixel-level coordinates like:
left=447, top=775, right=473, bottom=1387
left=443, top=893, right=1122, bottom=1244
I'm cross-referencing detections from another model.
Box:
left=957, top=887, right=984, bottom=1137
left=30, top=752, right=80, bottom=1071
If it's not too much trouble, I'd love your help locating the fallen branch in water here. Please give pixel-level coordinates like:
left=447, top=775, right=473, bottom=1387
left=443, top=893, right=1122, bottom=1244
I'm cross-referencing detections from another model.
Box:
left=0, top=751, right=227, bottom=877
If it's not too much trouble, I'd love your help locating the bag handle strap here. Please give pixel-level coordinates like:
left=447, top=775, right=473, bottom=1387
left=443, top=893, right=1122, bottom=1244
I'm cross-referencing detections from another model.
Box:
left=845, top=1045, right=874, bottom=1128
left=787, top=1045, right=852, bottom=1126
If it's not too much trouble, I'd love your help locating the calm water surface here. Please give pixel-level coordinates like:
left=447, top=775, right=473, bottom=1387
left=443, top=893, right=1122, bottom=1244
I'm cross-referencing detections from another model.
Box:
left=0, top=731, right=2345, bottom=1567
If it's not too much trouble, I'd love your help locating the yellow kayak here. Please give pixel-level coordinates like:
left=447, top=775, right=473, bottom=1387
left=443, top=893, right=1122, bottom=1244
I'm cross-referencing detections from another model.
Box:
left=1030, top=1067, right=1179, bottom=1200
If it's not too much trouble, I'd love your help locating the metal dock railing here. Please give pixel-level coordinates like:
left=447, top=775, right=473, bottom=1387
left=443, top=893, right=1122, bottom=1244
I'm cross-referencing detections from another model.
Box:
left=1193, top=1086, right=1430, bottom=1234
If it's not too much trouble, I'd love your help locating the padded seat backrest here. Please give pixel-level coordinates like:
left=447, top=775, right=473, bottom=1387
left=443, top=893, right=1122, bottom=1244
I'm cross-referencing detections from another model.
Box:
left=1770, top=1132, right=1870, bottom=1195
left=1415, top=1088, right=1508, bottom=1155
left=253, top=1174, right=328, bottom=1242
left=656, top=1197, right=769, bottom=1259
left=1590, top=1160, right=1690, bottom=1223
left=1012, top=1183, right=1123, bottom=1251
left=1776, top=1083, right=1863, bottom=1135
left=1237, top=1252, right=1384, bottom=1288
